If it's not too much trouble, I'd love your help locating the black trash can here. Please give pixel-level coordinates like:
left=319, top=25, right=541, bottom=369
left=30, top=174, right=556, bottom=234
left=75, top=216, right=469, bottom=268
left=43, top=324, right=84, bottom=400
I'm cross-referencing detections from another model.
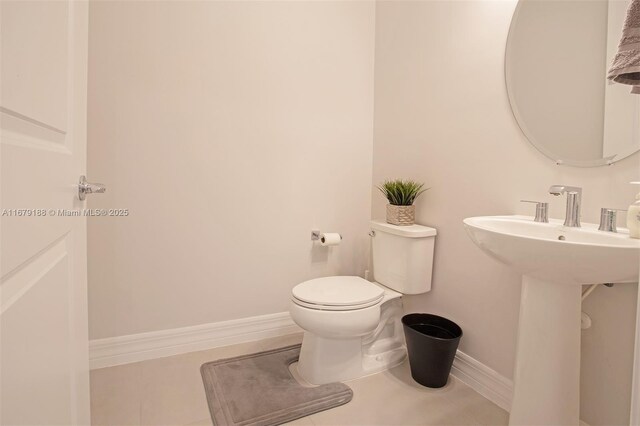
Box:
left=402, top=313, right=463, bottom=388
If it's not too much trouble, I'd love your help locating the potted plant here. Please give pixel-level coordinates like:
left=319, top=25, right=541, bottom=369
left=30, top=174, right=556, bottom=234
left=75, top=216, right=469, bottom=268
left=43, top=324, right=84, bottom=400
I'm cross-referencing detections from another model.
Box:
left=377, top=179, right=428, bottom=226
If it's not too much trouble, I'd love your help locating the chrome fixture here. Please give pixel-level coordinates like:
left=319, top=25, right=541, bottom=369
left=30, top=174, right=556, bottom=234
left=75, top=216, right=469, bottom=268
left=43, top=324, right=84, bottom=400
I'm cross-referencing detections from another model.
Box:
left=78, top=175, right=106, bottom=201
left=520, top=200, right=549, bottom=223
left=549, top=185, right=582, bottom=227
left=598, top=208, right=626, bottom=233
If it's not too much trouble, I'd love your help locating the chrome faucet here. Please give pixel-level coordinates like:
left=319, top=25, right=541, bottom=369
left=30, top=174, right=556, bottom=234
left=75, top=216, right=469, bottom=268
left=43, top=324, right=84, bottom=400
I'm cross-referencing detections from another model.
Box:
left=549, top=185, right=582, bottom=227
left=598, top=208, right=627, bottom=232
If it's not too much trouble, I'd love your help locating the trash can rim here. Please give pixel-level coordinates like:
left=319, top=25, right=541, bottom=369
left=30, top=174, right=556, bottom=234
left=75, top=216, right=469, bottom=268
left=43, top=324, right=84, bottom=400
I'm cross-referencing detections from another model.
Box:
left=401, top=313, right=463, bottom=340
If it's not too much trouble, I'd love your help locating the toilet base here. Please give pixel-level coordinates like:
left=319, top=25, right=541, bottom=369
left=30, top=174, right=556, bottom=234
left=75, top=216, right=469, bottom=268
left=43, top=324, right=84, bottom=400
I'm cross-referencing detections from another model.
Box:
left=297, top=333, right=407, bottom=385
left=297, top=297, right=406, bottom=385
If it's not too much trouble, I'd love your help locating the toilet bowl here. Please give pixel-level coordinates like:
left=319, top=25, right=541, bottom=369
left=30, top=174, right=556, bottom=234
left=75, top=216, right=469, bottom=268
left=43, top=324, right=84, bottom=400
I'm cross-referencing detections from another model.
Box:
left=290, top=221, right=437, bottom=385
left=290, top=276, right=406, bottom=384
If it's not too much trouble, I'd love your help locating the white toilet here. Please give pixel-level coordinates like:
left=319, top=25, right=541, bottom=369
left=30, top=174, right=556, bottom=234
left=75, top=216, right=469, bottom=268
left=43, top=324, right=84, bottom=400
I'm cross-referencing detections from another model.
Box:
left=290, top=220, right=437, bottom=385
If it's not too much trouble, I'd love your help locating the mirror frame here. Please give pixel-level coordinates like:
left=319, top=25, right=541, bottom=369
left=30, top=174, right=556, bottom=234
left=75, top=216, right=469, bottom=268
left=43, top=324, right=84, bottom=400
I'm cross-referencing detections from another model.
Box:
left=505, top=2, right=640, bottom=167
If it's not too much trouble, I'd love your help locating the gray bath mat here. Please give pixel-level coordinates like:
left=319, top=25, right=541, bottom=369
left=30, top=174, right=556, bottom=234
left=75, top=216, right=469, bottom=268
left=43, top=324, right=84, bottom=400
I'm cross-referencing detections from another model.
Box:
left=200, top=344, right=352, bottom=426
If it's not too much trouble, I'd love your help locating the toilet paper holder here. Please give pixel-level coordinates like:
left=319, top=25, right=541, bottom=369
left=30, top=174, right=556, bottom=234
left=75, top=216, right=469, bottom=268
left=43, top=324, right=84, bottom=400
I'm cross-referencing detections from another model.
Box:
left=311, top=229, right=342, bottom=243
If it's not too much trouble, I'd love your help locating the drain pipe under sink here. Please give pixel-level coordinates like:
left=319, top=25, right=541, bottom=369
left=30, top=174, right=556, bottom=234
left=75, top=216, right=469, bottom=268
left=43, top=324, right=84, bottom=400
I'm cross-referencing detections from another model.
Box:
left=582, top=283, right=614, bottom=301
left=581, top=283, right=614, bottom=329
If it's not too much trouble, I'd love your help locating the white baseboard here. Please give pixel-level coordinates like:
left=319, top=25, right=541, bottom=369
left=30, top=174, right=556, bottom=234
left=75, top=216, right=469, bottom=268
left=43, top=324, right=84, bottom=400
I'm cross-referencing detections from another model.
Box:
left=90, top=311, right=600, bottom=423
left=451, top=352, right=593, bottom=425
left=90, top=312, right=514, bottom=414
left=89, top=311, right=514, bottom=413
left=450, top=350, right=514, bottom=412
left=89, top=312, right=301, bottom=370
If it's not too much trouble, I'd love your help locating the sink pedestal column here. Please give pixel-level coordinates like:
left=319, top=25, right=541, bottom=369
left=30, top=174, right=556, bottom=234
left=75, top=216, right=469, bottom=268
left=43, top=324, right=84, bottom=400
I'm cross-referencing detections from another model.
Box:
left=509, top=276, right=581, bottom=425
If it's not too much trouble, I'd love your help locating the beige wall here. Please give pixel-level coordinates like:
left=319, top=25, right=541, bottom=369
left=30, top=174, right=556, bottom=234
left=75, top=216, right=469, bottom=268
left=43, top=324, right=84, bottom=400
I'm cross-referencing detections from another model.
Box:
left=373, top=1, right=639, bottom=424
left=88, top=1, right=639, bottom=422
left=87, top=1, right=375, bottom=338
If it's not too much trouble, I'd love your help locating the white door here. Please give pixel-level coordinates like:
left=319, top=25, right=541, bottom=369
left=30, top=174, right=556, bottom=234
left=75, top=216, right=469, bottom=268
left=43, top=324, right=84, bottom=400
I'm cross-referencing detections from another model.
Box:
left=1, top=1, right=91, bottom=424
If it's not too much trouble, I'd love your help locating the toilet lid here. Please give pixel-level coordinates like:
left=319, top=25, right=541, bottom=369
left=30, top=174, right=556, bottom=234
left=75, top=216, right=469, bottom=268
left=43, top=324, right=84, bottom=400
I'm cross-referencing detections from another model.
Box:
left=292, top=276, right=384, bottom=307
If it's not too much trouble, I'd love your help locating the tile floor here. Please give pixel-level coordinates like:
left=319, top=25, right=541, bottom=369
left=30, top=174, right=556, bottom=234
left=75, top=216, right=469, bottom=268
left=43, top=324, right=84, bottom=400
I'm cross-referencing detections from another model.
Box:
left=90, top=333, right=509, bottom=426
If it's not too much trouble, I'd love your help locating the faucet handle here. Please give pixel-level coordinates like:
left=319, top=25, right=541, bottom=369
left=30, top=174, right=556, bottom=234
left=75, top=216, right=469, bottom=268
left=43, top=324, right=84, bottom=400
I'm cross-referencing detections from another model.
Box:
left=598, top=208, right=627, bottom=233
left=520, top=200, right=549, bottom=223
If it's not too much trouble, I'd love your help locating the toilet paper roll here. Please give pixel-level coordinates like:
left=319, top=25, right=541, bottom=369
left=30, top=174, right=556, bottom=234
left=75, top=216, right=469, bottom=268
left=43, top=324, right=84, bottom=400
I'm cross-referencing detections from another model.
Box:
left=320, top=233, right=342, bottom=246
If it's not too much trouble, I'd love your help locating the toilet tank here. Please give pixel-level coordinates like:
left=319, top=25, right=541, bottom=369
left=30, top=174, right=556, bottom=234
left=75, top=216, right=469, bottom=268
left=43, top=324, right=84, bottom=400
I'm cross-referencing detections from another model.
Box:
left=370, top=220, right=437, bottom=294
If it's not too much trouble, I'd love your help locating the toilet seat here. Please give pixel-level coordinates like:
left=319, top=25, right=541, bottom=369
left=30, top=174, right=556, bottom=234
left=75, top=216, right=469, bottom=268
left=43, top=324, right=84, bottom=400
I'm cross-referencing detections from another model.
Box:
left=291, top=276, right=384, bottom=311
left=292, top=297, right=383, bottom=311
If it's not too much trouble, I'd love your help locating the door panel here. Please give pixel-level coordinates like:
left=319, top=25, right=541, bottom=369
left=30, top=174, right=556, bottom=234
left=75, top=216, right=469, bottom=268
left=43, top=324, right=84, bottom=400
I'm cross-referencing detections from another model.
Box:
left=1, top=1, right=90, bottom=424
left=2, top=239, right=73, bottom=425
left=1, top=0, right=69, bottom=131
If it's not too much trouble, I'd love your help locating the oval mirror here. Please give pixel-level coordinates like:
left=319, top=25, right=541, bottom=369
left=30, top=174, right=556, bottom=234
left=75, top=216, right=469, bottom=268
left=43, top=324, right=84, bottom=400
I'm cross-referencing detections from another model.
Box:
left=506, top=0, right=640, bottom=167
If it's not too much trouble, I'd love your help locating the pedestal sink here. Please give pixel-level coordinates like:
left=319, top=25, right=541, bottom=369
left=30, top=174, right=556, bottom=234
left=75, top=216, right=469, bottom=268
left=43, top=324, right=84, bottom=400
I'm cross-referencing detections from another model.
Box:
left=463, top=215, right=640, bottom=425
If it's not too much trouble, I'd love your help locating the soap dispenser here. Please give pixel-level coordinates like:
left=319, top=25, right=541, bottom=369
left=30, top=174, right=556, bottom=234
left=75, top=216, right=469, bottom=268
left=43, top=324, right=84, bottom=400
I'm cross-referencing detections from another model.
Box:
left=628, top=182, right=640, bottom=239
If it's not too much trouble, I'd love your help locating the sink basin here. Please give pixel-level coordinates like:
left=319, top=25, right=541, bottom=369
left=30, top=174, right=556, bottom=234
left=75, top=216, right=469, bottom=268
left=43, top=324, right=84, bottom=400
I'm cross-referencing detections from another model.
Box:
left=464, top=215, right=640, bottom=284
left=463, top=215, right=639, bottom=425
